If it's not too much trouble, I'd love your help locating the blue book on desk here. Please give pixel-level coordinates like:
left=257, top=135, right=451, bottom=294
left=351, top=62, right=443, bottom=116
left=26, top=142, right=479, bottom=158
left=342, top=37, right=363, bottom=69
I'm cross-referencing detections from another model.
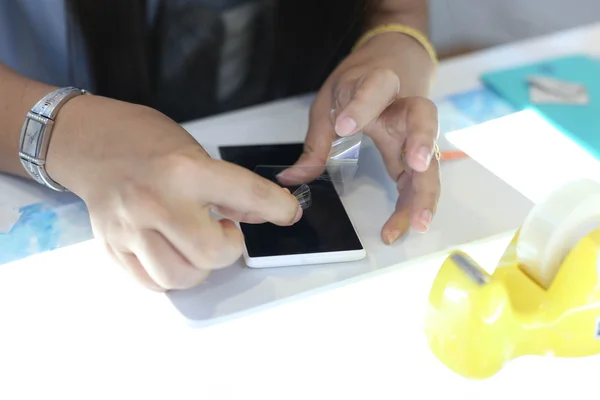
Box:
left=481, top=55, right=600, bottom=160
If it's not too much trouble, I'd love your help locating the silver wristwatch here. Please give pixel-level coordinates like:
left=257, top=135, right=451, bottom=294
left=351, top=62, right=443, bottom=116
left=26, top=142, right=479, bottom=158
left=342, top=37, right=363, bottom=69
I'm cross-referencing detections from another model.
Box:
left=19, top=87, right=88, bottom=191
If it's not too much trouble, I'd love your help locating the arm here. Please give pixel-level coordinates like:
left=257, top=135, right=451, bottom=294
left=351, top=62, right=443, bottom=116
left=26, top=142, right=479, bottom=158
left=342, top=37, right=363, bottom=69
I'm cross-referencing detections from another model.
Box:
left=366, top=0, right=429, bottom=32
left=291, top=0, right=439, bottom=244
left=0, top=64, right=57, bottom=177
left=0, top=65, right=301, bottom=292
left=359, top=0, right=434, bottom=97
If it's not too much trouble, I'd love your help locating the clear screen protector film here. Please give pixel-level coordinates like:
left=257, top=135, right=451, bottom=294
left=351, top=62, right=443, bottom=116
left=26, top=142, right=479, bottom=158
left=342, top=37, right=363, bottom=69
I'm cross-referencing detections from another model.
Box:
left=328, top=133, right=362, bottom=185
left=253, top=133, right=363, bottom=206
left=254, top=165, right=320, bottom=211
left=254, top=164, right=351, bottom=212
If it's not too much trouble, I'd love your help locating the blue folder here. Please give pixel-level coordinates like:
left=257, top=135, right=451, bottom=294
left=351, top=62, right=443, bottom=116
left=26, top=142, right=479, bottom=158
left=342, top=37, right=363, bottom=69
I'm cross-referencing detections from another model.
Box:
left=481, top=55, right=600, bottom=160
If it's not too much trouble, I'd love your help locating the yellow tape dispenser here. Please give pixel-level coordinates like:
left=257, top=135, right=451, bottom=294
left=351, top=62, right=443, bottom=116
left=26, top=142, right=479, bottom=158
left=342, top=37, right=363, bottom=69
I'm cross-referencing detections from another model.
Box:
left=425, top=179, right=600, bottom=379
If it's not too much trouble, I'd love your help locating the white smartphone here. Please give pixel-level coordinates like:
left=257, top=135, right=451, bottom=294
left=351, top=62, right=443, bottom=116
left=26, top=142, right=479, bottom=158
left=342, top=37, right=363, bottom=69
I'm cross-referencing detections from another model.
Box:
left=219, top=144, right=366, bottom=269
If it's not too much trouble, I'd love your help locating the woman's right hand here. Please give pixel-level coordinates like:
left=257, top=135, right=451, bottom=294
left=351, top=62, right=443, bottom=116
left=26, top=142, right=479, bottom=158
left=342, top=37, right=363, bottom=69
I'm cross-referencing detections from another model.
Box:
left=45, top=95, right=302, bottom=291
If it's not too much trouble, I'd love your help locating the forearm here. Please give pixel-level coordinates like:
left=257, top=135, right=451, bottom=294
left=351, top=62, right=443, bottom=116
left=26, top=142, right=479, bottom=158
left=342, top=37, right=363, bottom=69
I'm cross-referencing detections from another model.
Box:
left=0, top=63, right=56, bottom=177
left=361, top=0, right=434, bottom=97
left=366, top=0, right=428, bottom=32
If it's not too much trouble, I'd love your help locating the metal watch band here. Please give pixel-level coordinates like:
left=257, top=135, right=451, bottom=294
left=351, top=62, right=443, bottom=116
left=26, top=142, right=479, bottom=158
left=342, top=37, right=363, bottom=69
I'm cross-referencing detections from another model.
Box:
left=19, top=87, right=89, bottom=192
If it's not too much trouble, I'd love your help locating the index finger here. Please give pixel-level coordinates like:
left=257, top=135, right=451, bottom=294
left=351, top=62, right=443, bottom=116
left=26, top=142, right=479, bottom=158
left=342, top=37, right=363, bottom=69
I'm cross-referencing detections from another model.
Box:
left=202, top=159, right=301, bottom=226
left=279, top=91, right=335, bottom=184
left=333, top=68, right=400, bottom=136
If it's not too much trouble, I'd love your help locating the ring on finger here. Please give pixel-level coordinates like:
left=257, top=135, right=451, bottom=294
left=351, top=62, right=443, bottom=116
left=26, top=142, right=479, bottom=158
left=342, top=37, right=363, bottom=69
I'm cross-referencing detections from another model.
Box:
left=433, top=143, right=440, bottom=161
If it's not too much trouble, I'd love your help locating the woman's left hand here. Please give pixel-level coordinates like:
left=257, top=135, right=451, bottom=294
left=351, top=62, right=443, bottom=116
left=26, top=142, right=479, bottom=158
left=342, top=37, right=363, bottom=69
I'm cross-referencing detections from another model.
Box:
left=287, top=33, right=440, bottom=245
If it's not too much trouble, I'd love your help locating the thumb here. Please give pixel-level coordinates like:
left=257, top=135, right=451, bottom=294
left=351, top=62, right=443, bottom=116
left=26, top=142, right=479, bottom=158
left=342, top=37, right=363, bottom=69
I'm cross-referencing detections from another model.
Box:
left=278, top=92, right=336, bottom=185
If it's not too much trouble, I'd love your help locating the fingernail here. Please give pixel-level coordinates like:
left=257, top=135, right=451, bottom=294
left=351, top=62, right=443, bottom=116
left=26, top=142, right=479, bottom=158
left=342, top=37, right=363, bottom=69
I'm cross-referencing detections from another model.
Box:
left=385, top=230, right=402, bottom=245
left=293, top=205, right=303, bottom=223
left=415, top=146, right=433, bottom=171
left=335, top=117, right=357, bottom=136
left=277, top=171, right=290, bottom=179
left=419, top=210, right=432, bottom=232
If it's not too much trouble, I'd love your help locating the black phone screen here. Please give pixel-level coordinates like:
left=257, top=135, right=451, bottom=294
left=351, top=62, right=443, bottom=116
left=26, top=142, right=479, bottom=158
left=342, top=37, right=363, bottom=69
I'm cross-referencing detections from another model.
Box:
left=219, top=143, right=363, bottom=258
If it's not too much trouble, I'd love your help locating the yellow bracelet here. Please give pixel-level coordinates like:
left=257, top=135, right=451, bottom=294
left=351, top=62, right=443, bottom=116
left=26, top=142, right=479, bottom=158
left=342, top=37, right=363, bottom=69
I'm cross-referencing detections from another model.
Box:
left=352, top=23, right=438, bottom=66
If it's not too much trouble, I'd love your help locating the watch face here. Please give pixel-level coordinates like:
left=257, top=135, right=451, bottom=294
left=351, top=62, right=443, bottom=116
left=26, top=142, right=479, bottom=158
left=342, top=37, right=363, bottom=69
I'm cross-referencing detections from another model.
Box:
left=22, top=119, right=44, bottom=158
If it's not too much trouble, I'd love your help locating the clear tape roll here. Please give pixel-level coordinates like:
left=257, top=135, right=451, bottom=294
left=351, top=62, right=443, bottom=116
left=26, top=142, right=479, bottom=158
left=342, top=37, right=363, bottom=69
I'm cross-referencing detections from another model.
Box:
left=517, top=179, right=600, bottom=289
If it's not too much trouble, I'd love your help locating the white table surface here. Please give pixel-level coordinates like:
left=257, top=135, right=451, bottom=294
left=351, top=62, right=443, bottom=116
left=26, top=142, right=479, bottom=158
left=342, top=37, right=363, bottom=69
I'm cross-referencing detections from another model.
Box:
left=167, top=21, right=600, bottom=321
left=1, top=23, right=600, bottom=399
left=167, top=98, right=530, bottom=323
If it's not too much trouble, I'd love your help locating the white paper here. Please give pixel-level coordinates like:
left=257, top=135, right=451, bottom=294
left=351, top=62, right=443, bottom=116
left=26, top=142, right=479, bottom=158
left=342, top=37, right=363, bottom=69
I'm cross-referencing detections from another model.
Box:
left=446, top=109, right=600, bottom=204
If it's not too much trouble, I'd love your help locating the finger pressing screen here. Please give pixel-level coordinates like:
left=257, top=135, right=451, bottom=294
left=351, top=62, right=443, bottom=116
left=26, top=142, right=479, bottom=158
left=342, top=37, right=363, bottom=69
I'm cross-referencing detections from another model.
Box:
left=211, top=189, right=299, bottom=224
left=203, top=159, right=301, bottom=226
left=211, top=205, right=267, bottom=224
